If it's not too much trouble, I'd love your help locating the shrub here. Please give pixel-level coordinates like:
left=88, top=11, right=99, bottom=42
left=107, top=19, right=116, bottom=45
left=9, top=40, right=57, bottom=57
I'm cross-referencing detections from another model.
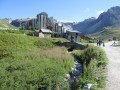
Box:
left=51, top=32, right=61, bottom=38
left=72, top=44, right=108, bottom=89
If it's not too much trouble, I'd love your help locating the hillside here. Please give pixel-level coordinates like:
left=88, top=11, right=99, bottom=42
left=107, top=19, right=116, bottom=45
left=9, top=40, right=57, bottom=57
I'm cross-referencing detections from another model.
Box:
left=88, top=26, right=120, bottom=39
left=63, top=6, right=120, bottom=37
left=0, top=32, right=74, bottom=89
left=0, top=19, right=18, bottom=29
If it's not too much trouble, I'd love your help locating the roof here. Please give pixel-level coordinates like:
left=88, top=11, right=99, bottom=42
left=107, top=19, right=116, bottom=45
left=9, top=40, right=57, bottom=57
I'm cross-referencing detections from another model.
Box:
left=66, top=30, right=81, bottom=33
left=66, top=30, right=82, bottom=36
left=35, top=30, right=40, bottom=33
left=41, top=29, right=52, bottom=33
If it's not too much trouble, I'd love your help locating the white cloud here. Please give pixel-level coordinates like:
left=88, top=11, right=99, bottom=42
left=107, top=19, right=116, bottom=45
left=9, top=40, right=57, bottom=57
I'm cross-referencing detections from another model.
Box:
left=84, top=8, right=90, bottom=12
left=97, top=11, right=104, bottom=16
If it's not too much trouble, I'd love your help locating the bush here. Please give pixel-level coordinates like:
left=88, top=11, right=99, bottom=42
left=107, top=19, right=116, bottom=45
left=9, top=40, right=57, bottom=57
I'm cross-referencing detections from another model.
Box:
left=51, top=32, right=61, bottom=38
left=72, top=44, right=108, bottom=89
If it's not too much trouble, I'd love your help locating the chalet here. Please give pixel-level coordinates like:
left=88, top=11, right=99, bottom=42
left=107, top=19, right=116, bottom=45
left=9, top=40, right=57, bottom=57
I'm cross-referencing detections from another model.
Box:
left=66, top=30, right=82, bottom=43
left=28, top=29, right=52, bottom=38
left=39, top=29, right=52, bottom=38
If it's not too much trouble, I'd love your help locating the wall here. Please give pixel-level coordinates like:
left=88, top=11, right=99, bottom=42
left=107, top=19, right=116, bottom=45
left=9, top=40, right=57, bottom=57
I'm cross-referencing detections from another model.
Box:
left=67, top=35, right=80, bottom=43
left=39, top=33, right=44, bottom=38
left=39, top=33, right=51, bottom=38
left=44, top=33, right=51, bottom=38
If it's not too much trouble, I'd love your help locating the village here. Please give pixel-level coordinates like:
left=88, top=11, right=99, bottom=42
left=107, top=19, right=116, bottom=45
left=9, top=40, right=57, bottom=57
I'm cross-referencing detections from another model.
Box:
left=22, top=12, right=90, bottom=43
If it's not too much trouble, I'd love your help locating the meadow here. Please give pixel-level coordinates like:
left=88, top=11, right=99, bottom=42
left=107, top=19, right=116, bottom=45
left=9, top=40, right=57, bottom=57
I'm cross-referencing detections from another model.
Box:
left=0, top=32, right=74, bottom=89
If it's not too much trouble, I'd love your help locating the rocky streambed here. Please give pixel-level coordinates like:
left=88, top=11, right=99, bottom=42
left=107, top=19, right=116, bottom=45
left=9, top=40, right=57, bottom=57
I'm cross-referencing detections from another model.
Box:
left=67, top=51, right=82, bottom=90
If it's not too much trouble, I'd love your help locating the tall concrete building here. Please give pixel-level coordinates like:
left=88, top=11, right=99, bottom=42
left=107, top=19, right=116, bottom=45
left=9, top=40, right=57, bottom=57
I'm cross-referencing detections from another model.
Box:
left=37, top=12, right=48, bottom=29
left=48, top=17, right=57, bottom=31
left=32, top=18, right=37, bottom=29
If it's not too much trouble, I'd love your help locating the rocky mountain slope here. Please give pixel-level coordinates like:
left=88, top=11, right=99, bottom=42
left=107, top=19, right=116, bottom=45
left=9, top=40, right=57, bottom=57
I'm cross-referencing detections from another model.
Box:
left=64, top=6, right=120, bottom=36
left=0, top=19, right=18, bottom=29
left=3, top=18, right=12, bottom=23
left=11, top=17, right=33, bottom=27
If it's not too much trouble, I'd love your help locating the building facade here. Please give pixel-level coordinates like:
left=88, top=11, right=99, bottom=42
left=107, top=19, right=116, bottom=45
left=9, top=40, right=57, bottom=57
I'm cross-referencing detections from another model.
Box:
left=36, top=12, right=48, bottom=29
left=25, top=12, right=69, bottom=37
left=39, top=29, right=52, bottom=38
left=66, top=30, right=81, bottom=43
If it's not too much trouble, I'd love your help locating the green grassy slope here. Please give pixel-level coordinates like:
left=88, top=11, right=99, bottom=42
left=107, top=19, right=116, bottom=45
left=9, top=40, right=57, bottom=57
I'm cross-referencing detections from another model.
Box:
left=0, top=19, right=18, bottom=29
left=88, top=26, right=120, bottom=40
left=0, top=30, right=33, bottom=35
left=0, top=33, right=74, bottom=89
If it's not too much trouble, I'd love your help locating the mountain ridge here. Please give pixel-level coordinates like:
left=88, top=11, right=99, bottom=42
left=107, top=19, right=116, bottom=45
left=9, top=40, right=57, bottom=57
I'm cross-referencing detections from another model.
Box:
left=63, top=6, right=120, bottom=36
left=0, top=19, right=18, bottom=29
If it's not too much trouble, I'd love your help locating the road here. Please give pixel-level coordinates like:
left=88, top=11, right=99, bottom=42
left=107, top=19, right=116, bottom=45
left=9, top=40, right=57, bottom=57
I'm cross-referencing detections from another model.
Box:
left=101, top=41, right=120, bottom=90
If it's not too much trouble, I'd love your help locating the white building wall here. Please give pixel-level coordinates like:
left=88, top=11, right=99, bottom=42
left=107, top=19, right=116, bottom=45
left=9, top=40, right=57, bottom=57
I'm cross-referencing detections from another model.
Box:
left=40, top=15, right=43, bottom=29
left=67, top=34, right=81, bottom=43
left=44, top=34, right=51, bottom=38
left=39, top=33, right=51, bottom=38
left=39, top=33, right=44, bottom=38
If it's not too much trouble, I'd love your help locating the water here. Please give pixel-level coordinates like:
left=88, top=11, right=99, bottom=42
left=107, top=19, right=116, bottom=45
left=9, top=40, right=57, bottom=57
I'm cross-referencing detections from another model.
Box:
left=68, top=56, right=82, bottom=89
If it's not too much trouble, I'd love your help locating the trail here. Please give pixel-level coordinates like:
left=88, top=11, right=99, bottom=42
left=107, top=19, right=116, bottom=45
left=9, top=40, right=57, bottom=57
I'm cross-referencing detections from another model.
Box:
left=101, top=41, right=120, bottom=90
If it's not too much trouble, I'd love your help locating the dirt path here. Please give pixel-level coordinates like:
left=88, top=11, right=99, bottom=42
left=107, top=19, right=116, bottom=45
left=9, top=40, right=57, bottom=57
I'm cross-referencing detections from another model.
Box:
left=101, top=41, right=120, bottom=90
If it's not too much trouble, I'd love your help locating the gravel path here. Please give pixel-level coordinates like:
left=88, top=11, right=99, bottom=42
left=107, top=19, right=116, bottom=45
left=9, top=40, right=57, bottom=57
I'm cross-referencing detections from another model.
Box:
left=101, top=41, right=120, bottom=90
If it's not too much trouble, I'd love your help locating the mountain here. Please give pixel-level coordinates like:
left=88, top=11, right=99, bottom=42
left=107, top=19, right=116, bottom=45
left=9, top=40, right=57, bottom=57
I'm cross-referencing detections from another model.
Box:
left=11, top=17, right=33, bottom=27
left=64, top=6, right=120, bottom=36
left=72, top=17, right=96, bottom=34
left=0, top=19, right=18, bottom=29
left=3, top=18, right=12, bottom=23
left=58, top=21, right=78, bottom=30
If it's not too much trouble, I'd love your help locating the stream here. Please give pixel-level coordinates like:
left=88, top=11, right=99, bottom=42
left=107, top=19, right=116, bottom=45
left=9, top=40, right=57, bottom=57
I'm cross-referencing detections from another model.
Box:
left=67, top=51, right=82, bottom=90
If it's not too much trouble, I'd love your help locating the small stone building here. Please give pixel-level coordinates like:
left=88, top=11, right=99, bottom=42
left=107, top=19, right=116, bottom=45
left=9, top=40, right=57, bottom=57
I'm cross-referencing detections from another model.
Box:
left=66, top=30, right=81, bottom=43
left=28, top=29, right=52, bottom=38
left=39, top=29, right=52, bottom=38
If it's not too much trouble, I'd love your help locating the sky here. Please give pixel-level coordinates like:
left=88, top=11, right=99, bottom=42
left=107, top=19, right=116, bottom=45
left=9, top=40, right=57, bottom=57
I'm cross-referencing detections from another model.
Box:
left=0, top=0, right=120, bottom=22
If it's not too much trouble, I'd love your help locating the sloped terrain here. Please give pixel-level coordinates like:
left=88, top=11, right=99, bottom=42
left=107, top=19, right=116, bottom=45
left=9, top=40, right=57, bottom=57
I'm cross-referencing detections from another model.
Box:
left=0, top=33, right=74, bottom=89
left=0, top=19, right=18, bottom=29
left=64, top=6, right=120, bottom=38
left=88, top=26, right=120, bottom=39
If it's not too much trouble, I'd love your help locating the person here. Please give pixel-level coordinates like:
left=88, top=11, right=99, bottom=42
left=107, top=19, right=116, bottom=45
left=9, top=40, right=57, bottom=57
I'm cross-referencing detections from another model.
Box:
left=112, top=41, right=116, bottom=45
left=97, top=39, right=99, bottom=46
left=99, top=39, right=101, bottom=47
left=103, top=41, right=105, bottom=47
left=114, top=41, right=116, bottom=45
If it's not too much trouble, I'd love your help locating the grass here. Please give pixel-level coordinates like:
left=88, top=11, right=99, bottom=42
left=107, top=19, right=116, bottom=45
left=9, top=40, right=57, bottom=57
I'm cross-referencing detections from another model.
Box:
left=72, top=44, right=108, bottom=89
left=88, top=26, right=120, bottom=40
left=0, top=30, right=33, bottom=35
left=0, top=33, right=74, bottom=89
left=80, top=39, right=89, bottom=43
left=0, top=19, right=18, bottom=29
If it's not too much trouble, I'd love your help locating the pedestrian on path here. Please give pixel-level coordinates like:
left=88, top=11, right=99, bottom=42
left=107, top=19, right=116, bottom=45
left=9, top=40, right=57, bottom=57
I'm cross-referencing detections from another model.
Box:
left=112, top=41, right=116, bottom=45
left=103, top=41, right=105, bottom=47
left=97, top=39, right=99, bottom=46
left=99, top=39, right=101, bottom=47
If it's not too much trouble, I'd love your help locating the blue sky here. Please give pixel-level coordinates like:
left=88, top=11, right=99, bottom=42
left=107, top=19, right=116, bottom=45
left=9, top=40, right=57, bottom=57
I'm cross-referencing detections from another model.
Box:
left=0, top=0, right=120, bottom=22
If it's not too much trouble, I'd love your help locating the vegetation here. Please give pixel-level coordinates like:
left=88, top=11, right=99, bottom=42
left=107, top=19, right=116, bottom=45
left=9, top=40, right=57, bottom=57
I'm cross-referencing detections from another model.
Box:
left=80, top=38, right=96, bottom=43
left=0, top=30, right=33, bottom=35
left=51, top=32, right=61, bottom=38
left=88, top=26, right=120, bottom=40
left=0, top=32, right=74, bottom=89
left=80, top=39, right=89, bottom=43
left=0, top=19, right=18, bottom=29
left=72, top=45, right=108, bottom=89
